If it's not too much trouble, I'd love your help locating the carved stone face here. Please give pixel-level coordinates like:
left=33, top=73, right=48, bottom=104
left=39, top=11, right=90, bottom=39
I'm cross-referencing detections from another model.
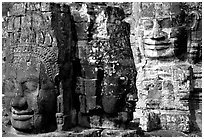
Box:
left=137, top=2, right=188, bottom=59
left=4, top=45, right=58, bottom=133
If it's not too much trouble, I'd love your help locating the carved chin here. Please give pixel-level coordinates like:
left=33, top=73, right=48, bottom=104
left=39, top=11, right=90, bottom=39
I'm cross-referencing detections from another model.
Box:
left=11, top=117, right=34, bottom=132
left=144, top=47, right=175, bottom=58
left=11, top=115, right=43, bottom=133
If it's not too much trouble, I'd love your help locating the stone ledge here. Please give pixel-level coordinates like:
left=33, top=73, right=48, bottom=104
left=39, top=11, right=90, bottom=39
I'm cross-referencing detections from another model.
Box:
left=3, top=127, right=144, bottom=137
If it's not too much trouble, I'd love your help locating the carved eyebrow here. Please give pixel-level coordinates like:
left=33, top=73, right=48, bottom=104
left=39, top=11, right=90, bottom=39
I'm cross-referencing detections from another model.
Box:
left=20, top=76, right=39, bottom=84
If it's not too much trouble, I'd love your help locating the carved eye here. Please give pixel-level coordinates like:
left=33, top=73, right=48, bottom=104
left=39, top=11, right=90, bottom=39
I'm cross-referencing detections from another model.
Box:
left=22, top=80, right=38, bottom=92
left=143, top=20, right=153, bottom=30
left=160, top=18, right=172, bottom=28
left=3, top=78, right=15, bottom=93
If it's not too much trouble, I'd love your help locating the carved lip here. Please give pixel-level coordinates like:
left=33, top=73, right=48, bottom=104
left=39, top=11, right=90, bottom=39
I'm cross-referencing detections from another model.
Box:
left=12, top=109, right=34, bottom=121
left=144, top=44, right=171, bottom=50
left=143, top=39, right=172, bottom=50
left=144, top=47, right=174, bottom=58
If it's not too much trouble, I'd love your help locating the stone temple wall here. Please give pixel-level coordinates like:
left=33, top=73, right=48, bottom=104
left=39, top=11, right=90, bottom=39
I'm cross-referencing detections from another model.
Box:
left=2, top=2, right=202, bottom=135
left=129, top=2, right=202, bottom=133
left=2, top=2, right=78, bottom=131
left=70, top=2, right=138, bottom=129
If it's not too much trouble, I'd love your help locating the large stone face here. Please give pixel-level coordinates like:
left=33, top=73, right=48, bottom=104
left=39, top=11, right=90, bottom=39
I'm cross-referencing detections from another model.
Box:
left=73, top=4, right=137, bottom=129
left=2, top=2, right=77, bottom=133
left=2, top=2, right=202, bottom=136
left=130, top=2, right=201, bottom=133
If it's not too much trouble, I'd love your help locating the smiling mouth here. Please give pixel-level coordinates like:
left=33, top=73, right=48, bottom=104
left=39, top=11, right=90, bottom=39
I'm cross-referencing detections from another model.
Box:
left=12, top=109, right=34, bottom=121
left=143, top=39, right=172, bottom=50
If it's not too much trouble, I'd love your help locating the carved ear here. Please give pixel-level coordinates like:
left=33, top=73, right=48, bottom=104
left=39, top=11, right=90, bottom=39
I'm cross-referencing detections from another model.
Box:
left=188, top=11, right=200, bottom=31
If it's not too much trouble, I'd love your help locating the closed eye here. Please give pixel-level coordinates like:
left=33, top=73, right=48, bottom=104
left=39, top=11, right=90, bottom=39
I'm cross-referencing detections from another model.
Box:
left=22, top=80, right=38, bottom=92
left=143, top=20, right=154, bottom=30
left=4, top=78, right=15, bottom=92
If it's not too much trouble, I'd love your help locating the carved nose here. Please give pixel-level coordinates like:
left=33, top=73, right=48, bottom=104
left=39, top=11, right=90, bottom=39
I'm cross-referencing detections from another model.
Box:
left=11, top=96, right=28, bottom=110
left=151, top=19, right=166, bottom=40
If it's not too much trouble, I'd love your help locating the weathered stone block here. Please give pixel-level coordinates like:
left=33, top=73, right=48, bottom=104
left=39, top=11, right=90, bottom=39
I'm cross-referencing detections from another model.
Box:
left=160, top=110, right=190, bottom=133
left=101, top=118, right=117, bottom=129
left=7, top=18, right=14, bottom=32
left=84, top=79, right=97, bottom=96
left=140, top=3, right=155, bottom=17
left=134, top=109, right=161, bottom=131
left=42, top=12, right=52, bottom=26
left=172, top=65, right=191, bottom=81
left=127, top=119, right=140, bottom=129
left=21, top=15, right=31, bottom=29
left=71, top=4, right=89, bottom=23
left=77, top=40, right=88, bottom=60
left=26, top=2, right=41, bottom=11
left=136, top=63, right=192, bottom=110
left=32, top=13, right=46, bottom=31
left=41, top=2, right=51, bottom=12
left=71, top=128, right=102, bottom=137
left=87, top=39, right=109, bottom=61
left=75, top=78, right=97, bottom=96
left=192, top=64, right=202, bottom=73
left=79, top=95, right=86, bottom=113
left=118, top=112, right=132, bottom=123
left=194, top=79, right=202, bottom=88
left=90, top=115, right=101, bottom=128
left=191, top=91, right=202, bottom=101
left=93, top=10, right=108, bottom=39
left=11, top=3, right=26, bottom=16
left=191, top=31, right=202, bottom=41
left=71, top=109, right=77, bottom=126
left=86, top=96, right=97, bottom=112
left=78, top=112, right=90, bottom=128
left=13, top=32, right=21, bottom=43
left=102, top=95, right=119, bottom=114
left=82, top=64, right=98, bottom=79
left=101, top=129, right=143, bottom=137
left=175, top=91, right=189, bottom=102
left=75, top=22, right=88, bottom=40
left=13, top=17, right=21, bottom=30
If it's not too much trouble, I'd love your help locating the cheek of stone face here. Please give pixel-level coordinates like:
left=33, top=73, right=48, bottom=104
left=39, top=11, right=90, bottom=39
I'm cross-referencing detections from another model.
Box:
left=11, top=118, right=34, bottom=131
left=162, top=28, right=172, bottom=38
left=143, top=30, right=152, bottom=38
left=32, top=114, right=43, bottom=130
left=11, top=113, right=44, bottom=132
left=3, top=79, right=16, bottom=112
left=170, top=27, right=187, bottom=38
left=37, top=89, right=57, bottom=114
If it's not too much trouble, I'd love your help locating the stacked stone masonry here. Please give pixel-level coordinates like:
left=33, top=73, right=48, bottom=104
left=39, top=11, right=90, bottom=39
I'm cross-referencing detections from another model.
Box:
left=130, top=2, right=202, bottom=133
left=2, top=2, right=202, bottom=136
left=135, top=63, right=192, bottom=132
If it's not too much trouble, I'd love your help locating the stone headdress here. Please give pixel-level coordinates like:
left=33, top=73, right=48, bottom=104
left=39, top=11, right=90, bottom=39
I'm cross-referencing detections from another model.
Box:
left=3, top=3, right=62, bottom=82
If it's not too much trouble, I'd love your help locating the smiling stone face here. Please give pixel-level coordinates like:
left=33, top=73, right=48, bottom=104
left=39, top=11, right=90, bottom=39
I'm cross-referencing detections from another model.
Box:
left=4, top=45, right=58, bottom=133
left=136, top=2, right=188, bottom=60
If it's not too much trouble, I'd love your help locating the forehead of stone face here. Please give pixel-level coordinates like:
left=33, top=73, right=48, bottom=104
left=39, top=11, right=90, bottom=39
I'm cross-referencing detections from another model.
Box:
left=5, top=45, right=58, bottom=83
left=140, top=2, right=181, bottom=18
left=5, top=55, right=40, bottom=81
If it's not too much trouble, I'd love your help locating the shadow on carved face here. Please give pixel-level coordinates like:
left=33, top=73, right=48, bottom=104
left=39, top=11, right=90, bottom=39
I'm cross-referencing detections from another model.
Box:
left=9, top=62, right=57, bottom=134
left=137, top=3, right=188, bottom=60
